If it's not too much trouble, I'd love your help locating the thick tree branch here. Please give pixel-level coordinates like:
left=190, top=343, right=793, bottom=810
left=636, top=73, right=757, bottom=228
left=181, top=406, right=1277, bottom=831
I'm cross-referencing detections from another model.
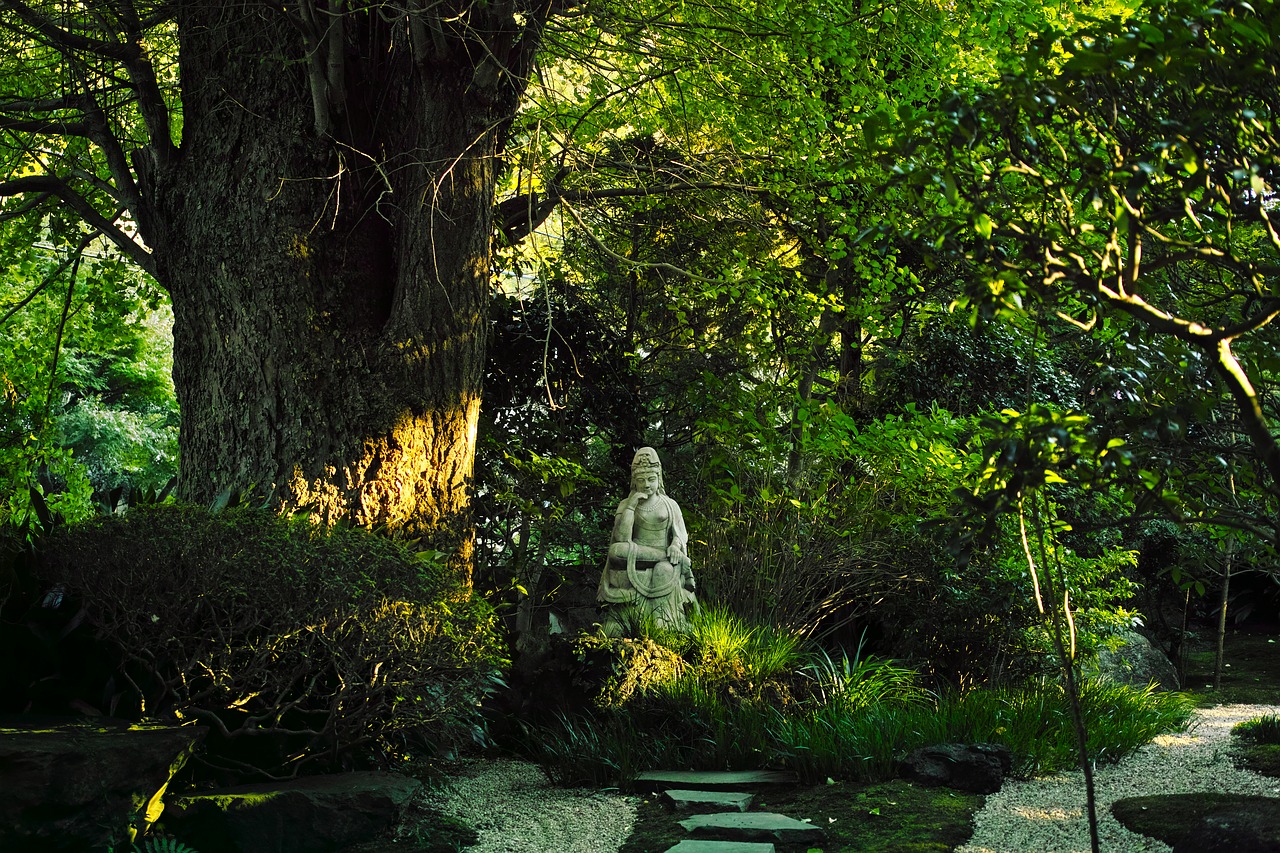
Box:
left=1, top=2, right=164, bottom=249
left=1211, top=338, right=1280, bottom=495
left=110, top=0, right=178, bottom=163
left=294, top=0, right=333, bottom=137
left=1093, top=272, right=1280, bottom=345
left=1082, top=270, right=1280, bottom=494
left=62, top=55, right=156, bottom=250
left=0, top=174, right=153, bottom=274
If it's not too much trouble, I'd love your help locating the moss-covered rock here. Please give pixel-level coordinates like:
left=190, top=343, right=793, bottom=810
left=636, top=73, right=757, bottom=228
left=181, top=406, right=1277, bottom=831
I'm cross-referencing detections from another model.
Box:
left=163, top=772, right=421, bottom=853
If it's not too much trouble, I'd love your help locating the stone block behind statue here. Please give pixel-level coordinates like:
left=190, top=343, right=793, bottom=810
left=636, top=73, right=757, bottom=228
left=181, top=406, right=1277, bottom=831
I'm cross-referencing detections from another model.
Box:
left=597, top=447, right=698, bottom=634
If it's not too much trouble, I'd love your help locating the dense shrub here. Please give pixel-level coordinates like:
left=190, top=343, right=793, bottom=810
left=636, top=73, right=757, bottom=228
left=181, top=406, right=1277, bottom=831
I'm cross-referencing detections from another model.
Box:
left=25, top=503, right=504, bottom=779
left=572, top=633, right=686, bottom=708
left=520, top=607, right=1193, bottom=787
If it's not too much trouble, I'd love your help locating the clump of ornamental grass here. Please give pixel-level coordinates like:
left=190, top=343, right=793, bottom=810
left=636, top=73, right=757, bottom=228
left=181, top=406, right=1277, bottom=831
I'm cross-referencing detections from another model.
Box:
left=684, top=606, right=809, bottom=685
left=521, top=607, right=1193, bottom=790
left=1233, top=714, right=1280, bottom=745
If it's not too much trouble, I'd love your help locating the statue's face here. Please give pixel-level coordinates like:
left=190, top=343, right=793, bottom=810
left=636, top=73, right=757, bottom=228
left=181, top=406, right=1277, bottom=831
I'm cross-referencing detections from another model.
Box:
left=634, top=471, right=660, bottom=496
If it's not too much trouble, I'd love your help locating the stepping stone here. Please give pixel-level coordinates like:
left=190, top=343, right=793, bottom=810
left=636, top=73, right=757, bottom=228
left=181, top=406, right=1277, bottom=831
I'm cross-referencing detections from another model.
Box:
left=662, top=841, right=776, bottom=853
left=663, top=789, right=754, bottom=812
left=679, top=812, right=826, bottom=845
left=635, top=770, right=796, bottom=792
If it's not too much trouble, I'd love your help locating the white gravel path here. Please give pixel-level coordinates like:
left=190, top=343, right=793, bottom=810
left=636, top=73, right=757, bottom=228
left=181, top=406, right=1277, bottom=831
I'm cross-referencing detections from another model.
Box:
left=423, top=758, right=638, bottom=853
left=959, top=703, right=1280, bottom=853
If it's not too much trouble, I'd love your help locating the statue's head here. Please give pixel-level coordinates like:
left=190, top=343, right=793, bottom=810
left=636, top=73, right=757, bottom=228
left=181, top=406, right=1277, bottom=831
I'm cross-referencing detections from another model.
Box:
left=631, top=447, right=666, bottom=495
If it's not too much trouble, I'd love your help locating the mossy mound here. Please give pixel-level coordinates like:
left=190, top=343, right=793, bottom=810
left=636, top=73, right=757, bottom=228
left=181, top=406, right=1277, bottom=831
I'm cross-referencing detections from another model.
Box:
left=1238, top=743, right=1280, bottom=777
left=1112, top=794, right=1280, bottom=850
left=574, top=633, right=687, bottom=708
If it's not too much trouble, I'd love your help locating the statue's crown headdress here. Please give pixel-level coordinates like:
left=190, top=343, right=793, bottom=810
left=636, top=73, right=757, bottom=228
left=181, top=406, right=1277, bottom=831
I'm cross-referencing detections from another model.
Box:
left=631, top=447, right=662, bottom=474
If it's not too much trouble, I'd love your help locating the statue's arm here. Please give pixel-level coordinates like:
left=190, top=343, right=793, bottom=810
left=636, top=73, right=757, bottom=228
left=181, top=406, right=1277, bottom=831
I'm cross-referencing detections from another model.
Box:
left=668, top=498, right=694, bottom=589
left=668, top=497, right=689, bottom=554
left=611, top=498, right=635, bottom=543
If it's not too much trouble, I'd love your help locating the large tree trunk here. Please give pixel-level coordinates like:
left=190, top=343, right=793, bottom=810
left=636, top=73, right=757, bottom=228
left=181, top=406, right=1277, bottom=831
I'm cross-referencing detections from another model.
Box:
left=141, top=3, right=538, bottom=576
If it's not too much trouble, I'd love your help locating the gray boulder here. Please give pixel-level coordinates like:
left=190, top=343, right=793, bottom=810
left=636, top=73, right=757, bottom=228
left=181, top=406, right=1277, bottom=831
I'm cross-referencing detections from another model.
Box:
left=897, top=743, right=1013, bottom=794
left=163, top=771, right=422, bottom=853
left=1093, top=628, right=1180, bottom=690
left=0, top=721, right=204, bottom=852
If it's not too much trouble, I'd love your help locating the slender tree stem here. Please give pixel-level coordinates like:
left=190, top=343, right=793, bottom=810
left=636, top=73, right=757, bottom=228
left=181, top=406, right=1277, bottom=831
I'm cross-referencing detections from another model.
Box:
left=1025, top=493, right=1100, bottom=853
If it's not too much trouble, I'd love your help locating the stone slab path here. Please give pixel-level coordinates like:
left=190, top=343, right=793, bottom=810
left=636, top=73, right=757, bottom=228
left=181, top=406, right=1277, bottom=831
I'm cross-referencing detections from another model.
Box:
left=664, top=841, right=777, bottom=852
left=680, top=811, right=827, bottom=844
left=663, top=789, right=755, bottom=812
left=641, top=769, right=823, bottom=853
left=636, top=770, right=796, bottom=792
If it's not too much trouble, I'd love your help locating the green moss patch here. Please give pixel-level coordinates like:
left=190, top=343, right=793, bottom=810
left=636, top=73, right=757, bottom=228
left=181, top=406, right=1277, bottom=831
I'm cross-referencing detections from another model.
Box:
left=1184, top=632, right=1280, bottom=706
left=1112, top=794, right=1280, bottom=847
left=1238, top=743, right=1280, bottom=778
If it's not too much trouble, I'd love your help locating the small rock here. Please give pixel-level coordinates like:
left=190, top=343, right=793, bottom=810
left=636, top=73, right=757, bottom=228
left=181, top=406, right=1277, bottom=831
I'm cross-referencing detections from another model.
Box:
left=897, top=743, right=1012, bottom=794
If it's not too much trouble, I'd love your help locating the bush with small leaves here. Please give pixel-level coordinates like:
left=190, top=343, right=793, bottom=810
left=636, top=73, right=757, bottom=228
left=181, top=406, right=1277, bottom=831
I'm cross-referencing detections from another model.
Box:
left=29, top=503, right=505, bottom=780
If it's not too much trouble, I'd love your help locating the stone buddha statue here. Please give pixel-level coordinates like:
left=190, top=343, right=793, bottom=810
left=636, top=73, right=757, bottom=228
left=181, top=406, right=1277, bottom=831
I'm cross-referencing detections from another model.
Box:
left=597, top=447, right=698, bottom=634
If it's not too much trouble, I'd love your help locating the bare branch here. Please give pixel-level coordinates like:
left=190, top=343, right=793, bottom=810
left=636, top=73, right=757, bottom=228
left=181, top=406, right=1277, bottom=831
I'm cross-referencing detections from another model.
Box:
left=0, top=116, right=94, bottom=136
left=0, top=190, right=52, bottom=222
left=500, top=177, right=772, bottom=242
left=559, top=198, right=740, bottom=285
